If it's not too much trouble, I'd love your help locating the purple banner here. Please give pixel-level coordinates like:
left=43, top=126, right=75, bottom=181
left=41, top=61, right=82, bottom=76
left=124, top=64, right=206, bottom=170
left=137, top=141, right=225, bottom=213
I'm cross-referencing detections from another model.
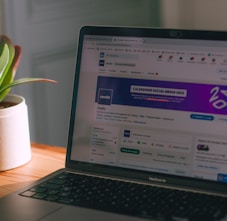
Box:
left=95, top=76, right=227, bottom=116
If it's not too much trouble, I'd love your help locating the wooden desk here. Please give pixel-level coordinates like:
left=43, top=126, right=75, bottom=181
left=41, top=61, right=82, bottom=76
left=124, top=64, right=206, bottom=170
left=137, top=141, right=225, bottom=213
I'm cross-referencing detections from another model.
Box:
left=0, top=143, right=66, bottom=198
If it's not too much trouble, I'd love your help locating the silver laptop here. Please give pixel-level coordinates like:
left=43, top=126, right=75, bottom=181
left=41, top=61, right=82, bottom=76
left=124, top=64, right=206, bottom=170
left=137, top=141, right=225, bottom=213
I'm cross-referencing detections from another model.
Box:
left=1, top=26, right=227, bottom=221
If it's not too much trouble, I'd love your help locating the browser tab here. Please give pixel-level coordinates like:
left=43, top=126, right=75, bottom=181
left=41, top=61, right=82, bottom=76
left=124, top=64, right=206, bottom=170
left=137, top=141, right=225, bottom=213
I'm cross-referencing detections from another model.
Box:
left=112, top=37, right=143, bottom=44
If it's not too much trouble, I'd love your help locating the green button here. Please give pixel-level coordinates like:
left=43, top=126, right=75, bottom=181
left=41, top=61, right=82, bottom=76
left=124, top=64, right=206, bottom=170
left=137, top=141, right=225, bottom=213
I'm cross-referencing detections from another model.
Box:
left=120, top=148, right=140, bottom=154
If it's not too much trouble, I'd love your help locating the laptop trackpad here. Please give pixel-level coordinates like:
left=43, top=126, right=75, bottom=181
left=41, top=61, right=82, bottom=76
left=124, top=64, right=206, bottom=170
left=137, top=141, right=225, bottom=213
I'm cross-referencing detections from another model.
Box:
left=41, top=206, right=149, bottom=221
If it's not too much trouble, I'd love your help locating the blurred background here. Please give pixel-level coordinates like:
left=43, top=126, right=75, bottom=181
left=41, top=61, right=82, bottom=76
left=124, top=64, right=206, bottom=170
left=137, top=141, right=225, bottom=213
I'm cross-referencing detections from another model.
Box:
left=0, top=0, right=227, bottom=147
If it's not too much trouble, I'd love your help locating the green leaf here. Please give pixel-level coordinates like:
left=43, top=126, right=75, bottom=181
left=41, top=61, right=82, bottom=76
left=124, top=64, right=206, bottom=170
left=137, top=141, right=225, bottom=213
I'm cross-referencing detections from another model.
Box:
left=0, top=36, right=15, bottom=87
left=0, top=78, right=57, bottom=102
left=0, top=46, right=22, bottom=101
left=0, top=44, right=9, bottom=79
left=0, top=35, right=57, bottom=103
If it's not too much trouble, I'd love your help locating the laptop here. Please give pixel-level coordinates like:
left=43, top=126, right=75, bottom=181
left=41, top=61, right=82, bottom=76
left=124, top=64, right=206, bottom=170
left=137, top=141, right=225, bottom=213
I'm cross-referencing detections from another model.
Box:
left=1, top=26, right=227, bottom=221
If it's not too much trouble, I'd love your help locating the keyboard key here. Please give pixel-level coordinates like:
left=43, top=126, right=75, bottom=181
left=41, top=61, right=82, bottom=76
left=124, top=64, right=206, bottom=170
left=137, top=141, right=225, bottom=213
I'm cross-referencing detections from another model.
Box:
left=19, top=172, right=227, bottom=221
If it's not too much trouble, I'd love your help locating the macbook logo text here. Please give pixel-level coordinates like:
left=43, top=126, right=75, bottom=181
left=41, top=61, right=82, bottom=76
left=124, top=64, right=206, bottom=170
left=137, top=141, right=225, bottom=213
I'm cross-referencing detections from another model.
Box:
left=148, top=177, right=166, bottom=183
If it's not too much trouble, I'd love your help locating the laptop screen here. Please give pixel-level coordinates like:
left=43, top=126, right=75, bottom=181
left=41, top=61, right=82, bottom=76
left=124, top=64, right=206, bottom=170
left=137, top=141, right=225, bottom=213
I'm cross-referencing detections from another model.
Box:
left=68, top=26, right=227, bottom=184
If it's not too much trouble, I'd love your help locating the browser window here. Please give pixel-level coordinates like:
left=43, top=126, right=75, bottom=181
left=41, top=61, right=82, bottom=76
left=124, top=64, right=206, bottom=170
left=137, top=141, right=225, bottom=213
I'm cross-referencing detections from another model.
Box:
left=72, top=35, right=227, bottom=182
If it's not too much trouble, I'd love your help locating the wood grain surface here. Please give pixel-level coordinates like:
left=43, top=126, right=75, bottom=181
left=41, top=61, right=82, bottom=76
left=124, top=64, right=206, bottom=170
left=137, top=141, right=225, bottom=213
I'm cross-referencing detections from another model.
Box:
left=0, top=143, right=66, bottom=198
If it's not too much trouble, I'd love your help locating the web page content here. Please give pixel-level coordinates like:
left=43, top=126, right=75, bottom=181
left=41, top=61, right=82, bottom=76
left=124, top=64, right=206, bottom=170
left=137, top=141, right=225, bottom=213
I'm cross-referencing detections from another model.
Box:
left=72, top=35, right=227, bottom=183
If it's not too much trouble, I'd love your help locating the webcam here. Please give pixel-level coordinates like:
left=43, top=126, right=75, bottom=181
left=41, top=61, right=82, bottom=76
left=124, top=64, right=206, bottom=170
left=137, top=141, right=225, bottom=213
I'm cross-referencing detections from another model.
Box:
left=169, top=30, right=183, bottom=38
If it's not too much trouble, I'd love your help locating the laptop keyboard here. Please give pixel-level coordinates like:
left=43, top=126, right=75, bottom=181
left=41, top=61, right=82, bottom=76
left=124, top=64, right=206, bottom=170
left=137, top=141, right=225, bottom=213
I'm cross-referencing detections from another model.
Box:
left=20, top=172, right=227, bottom=221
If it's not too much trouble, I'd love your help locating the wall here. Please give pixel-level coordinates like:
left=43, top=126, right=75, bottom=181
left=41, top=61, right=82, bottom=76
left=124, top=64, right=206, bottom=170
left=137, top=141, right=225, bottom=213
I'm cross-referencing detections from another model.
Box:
left=4, top=0, right=227, bottom=146
left=0, top=0, right=2, bottom=33
left=1, top=0, right=160, bottom=147
left=161, top=0, right=227, bottom=30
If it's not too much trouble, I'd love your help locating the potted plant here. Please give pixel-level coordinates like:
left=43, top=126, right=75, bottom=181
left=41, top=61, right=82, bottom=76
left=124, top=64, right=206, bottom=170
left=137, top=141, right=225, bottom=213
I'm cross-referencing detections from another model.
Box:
left=0, top=35, right=56, bottom=171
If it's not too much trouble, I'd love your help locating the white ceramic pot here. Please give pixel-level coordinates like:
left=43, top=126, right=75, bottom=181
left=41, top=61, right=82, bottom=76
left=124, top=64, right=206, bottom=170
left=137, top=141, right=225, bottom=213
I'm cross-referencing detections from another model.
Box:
left=0, top=94, right=31, bottom=171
